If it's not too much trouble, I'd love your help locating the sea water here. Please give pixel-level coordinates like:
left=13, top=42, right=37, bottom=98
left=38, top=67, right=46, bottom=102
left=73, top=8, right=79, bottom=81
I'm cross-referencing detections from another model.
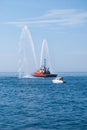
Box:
left=0, top=72, right=87, bottom=130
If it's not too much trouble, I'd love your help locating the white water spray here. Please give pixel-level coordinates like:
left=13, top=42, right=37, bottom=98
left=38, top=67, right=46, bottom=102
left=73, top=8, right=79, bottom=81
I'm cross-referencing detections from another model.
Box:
left=18, top=25, right=38, bottom=78
left=40, top=39, right=52, bottom=71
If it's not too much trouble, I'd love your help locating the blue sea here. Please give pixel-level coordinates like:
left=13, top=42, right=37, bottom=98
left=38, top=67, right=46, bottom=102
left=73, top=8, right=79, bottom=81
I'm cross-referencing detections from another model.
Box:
left=0, top=72, right=87, bottom=130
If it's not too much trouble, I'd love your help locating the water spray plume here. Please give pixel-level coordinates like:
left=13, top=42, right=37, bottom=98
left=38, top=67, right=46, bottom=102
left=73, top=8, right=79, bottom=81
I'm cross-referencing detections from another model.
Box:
left=18, top=25, right=38, bottom=78
left=40, top=39, right=52, bottom=72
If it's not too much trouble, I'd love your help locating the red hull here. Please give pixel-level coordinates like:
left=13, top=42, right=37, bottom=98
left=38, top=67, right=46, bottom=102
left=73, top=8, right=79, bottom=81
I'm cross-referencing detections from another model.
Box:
left=33, top=71, right=57, bottom=77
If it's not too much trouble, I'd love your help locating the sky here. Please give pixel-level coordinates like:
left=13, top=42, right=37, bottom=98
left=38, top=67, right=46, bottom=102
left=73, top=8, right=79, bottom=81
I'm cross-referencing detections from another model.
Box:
left=0, top=0, right=87, bottom=72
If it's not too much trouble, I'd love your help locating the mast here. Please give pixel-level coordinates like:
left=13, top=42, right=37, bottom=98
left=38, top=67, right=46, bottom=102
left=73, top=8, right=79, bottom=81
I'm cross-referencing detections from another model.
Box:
left=44, top=58, right=46, bottom=67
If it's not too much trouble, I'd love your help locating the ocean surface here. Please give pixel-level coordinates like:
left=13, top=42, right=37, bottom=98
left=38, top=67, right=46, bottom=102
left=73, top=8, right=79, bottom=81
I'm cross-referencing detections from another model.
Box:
left=0, top=72, right=87, bottom=130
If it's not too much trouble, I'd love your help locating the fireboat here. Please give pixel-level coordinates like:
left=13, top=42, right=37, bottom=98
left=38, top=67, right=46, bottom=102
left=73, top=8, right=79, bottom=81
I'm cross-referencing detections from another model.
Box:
left=33, top=59, right=57, bottom=77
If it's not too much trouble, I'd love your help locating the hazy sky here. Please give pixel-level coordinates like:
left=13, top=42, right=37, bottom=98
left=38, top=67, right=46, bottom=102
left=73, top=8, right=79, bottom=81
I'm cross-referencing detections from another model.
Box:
left=0, top=0, right=87, bottom=72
